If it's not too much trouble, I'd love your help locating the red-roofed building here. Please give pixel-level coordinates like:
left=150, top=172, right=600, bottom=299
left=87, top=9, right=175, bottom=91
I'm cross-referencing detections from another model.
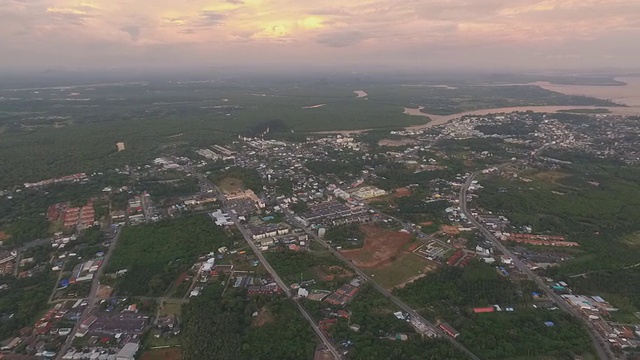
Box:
left=473, top=307, right=495, bottom=314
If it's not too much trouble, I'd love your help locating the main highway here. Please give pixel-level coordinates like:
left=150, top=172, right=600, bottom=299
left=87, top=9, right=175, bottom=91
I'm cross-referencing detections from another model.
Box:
left=282, top=209, right=482, bottom=360
left=55, top=227, right=123, bottom=360
left=460, top=171, right=614, bottom=360
left=200, top=174, right=345, bottom=360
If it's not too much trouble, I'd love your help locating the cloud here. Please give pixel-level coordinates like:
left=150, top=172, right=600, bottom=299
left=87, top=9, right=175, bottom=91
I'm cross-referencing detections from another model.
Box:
left=0, top=0, right=639, bottom=71
left=316, top=30, right=367, bottom=47
left=120, top=25, right=141, bottom=41
left=198, top=10, right=226, bottom=27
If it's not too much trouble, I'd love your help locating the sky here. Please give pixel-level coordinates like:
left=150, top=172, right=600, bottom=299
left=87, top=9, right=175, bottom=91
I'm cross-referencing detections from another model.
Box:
left=2, top=0, right=640, bottom=73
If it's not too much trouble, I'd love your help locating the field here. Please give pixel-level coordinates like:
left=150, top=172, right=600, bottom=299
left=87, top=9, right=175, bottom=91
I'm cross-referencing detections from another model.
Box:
left=158, top=300, right=184, bottom=318
left=528, top=170, right=570, bottom=183
left=623, top=232, right=640, bottom=246
left=106, top=215, right=235, bottom=296
left=340, top=224, right=412, bottom=268
left=217, top=177, right=244, bottom=194
left=140, top=348, right=182, bottom=360
left=369, top=252, right=437, bottom=289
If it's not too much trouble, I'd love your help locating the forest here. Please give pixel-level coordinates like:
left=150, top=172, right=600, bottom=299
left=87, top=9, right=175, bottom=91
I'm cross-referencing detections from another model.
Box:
left=136, top=178, right=200, bottom=198
left=106, top=215, right=236, bottom=296
left=0, top=272, right=55, bottom=339
left=476, top=163, right=640, bottom=276
left=459, top=310, right=594, bottom=359
left=303, top=285, right=468, bottom=360
left=395, top=263, right=525, bottom=316
left=394, top=264, right=595, bottom=359
left=180, top=285, right=316, bottom=360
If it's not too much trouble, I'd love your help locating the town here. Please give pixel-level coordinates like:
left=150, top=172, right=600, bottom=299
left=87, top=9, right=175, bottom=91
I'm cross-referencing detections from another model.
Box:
left=1, top=110, right=640, bottom=360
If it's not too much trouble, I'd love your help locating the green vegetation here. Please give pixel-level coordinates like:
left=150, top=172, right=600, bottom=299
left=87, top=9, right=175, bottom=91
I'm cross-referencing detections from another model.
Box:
left=477, top=161, right=640, bottom=317
left=181, top=285, right=315, bottom=360
left=0, top=80, right=615, bottom=189
left=211, top=167, right=263, bottom=193
left=264, top=250, right=342, bottom=285
left=288, top=201, right=308, bottom=214
left=325, top=223, right=365, bottom=249
left=395, top=264, right=594, bottom=359
left=369, top=253, right=429, bottom=289
left=395, top=263, right=524, bottom=316
left=303, top=284, right=468, bottom=359
left=137, top=178, right=199, bottom=198
left=372, top=160, right=464, bottom=191
left=459, top=310, right=594, bottom=359
left=0, top=272, right=55, bottom=339
left=107, top=215, right=236, bottom=296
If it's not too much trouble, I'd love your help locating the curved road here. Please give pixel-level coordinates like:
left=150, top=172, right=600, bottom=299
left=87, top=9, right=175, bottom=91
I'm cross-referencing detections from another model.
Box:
left=461, top=172, right=614, bottom=360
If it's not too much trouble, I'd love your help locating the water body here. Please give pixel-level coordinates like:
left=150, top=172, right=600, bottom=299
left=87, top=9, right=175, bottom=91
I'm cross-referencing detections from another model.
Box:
left=534, top=77, right=640, bottom=107
left=404, top=105, right=640, bottom=130
left=318, top=79, right=640, bottom=134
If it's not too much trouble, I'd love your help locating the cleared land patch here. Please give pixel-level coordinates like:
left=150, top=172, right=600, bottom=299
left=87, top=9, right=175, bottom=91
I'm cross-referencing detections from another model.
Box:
left=393, top=187, right=412, bottom=197
left=140, top=348, right=182, bottom=360
left=529, top=170, right=570, bottom=184
left=218, top=176, right=244, bottom=194
left=0, top=231, right=10, bottom=241
left=339, top=224, right=412, bottom=268
left=369, top=252, right=436, bottom=289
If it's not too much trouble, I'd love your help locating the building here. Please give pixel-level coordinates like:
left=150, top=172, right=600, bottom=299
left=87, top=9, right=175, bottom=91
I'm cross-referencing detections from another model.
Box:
left=116, top=142, right=126, bottom=152
left=350, top=186, right=387, bottom=200
left=116, top=342, right=139, bottom=360
left=438, top=323, right=460, bottom=338
left=209, top=210, right=233, bottom=226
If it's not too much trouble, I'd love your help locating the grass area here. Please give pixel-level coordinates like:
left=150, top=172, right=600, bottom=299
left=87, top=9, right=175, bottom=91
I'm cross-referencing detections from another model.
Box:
left=107, top=214, right=236, bottom=296
left=622, top=231, right=640, bottom=246
left=369, top=252, right=433, bottom=289
left=158, top=300, right=183, bottom=317
left=217, top=176, right=244, bottom=194
left=145, top=335, right=181, bottom=348
left=528, top=170, right=570, bottom=183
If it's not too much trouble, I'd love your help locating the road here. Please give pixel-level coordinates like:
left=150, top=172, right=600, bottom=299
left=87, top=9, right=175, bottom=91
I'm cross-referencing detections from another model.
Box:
left=196, top=167, right=479, bottom=359
left=55, top=227, right=123, bottom=360
left=206, top=179, right=344, bottom=360
left=460, top=172, right=615, bottom=360
left=284, top=210, right=482, bottom=360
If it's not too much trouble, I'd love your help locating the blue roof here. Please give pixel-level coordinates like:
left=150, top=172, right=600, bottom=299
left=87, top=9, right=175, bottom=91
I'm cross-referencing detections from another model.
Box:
left=544, top=321, right=555, bottom=327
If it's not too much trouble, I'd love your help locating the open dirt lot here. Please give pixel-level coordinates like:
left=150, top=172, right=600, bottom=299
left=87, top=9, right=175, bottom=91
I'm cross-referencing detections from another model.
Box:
left=440, top=225, right=460, bottom=235
left=251, top=307, right=274, bottom=327
left=378, top=138, right=417, bottom=147
left=217, top=177, right=244, bottom=194
left=0, top=231, right=10, bottom=241
left=393, top=187, right=412, bottom=197
left=141, top=348, right=182, bottom=360
left=340, top=225, right=412, bottom=268
left=96, top=285, right=113, bottom=299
